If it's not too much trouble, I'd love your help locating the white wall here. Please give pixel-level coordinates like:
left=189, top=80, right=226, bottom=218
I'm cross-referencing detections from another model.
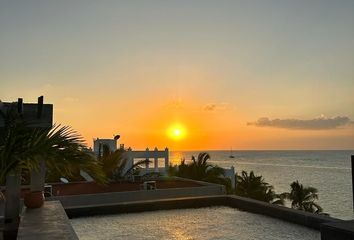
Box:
left=49, top=182, right=225, bottom=208
left=93, top=139, right=117, bottom=155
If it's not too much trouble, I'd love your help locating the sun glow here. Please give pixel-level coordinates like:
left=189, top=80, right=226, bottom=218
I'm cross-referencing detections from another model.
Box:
left=167, top=123, right=186, bottom=141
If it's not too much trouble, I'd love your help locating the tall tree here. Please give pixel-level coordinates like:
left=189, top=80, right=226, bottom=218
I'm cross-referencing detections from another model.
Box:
left=170, top=152, right=232, bottom=192
left=283, top=180, right=323, bottom=213
left=0, top=105, right=106, bottom=183
left=235, top=171, right=284, bottom=205
left=98, top=144, right=149, bottom=180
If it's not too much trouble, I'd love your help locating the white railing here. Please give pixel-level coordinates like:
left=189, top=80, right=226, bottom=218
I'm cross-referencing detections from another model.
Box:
left=124, top=147, right=169, bottom=175
left=223, top=166, right=236, bottom=189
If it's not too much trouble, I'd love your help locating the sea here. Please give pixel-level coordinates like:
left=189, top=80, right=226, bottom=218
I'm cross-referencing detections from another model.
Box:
left=169, top=150, right=354, bottom=220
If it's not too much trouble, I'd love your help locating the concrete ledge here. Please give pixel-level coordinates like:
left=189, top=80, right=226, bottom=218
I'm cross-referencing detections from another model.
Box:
left=17, top=201, right=78, bottom=240
left=224, top=195, right=339, bottom=230
left=320, top=220, right=354, bottom=240
left=49, top=185, right=225, bottom=208
left=65, top=195, right=226, bottom=218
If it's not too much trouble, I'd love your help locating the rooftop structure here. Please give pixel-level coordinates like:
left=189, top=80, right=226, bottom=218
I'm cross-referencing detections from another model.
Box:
left=93, top=137, right=170, bottom=175
left=93, top=137, right=119, bottom=156
left=0, top=96, right=53, bottom=129
left=0, top=96, right=53, bottom=238
left=125, top=147, right=169, bottom=175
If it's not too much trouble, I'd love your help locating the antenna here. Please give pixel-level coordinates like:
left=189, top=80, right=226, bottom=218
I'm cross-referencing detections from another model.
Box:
left=17, top=98, right=23, bottom=114
left=37, top=96, right=44, bottom=119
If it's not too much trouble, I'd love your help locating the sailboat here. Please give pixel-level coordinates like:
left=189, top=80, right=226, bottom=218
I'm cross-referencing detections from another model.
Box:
left=229, top=148, right=235, bottom=158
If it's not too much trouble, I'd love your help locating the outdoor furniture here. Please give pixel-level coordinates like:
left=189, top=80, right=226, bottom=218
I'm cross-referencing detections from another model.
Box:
left=44, top=185, right=52, bottom=197
left=141, top=172, right=160, bottom=181
left=142, top=181, right=156, bottom=190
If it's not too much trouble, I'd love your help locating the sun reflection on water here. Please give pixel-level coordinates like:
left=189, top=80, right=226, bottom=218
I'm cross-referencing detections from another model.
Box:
left=169, top=151, right=185, bottom=165
left=168, top=227, right=193, bottom=240
left=71, top=207, right=320, bottom=240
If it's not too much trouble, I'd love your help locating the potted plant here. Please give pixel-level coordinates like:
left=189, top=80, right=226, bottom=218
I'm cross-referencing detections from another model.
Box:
left=23, top=191, right=44, bottom=208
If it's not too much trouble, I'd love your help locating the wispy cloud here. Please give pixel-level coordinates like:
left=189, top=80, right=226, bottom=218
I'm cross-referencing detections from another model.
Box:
left=164, top=99, right=184, bottom=110
left=247, top=116, right=353, bottom=130
left=204, top=102, right=229, bottom=111
left=204, top=103, right=217, bottom=111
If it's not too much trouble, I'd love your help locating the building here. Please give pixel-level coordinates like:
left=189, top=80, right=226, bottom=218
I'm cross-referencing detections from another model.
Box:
left=93, top=136, right=120, bottom=156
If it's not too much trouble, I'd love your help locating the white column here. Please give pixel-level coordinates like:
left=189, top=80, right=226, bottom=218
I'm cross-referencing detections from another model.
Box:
left=154, top=158, right=158, bottom=172
left=128, top=147, right=134, bottom=169
left=164, top=147, right=169, bottom=169
left=123, top=147, right=133, bottom=175
left=154, top=147, right=158, bottom=172
left=145, top=158, right=149, bottom=169
left=230, top=166, right=236, bottom=189
left=30, top=160, right=46, bottom=192
left=4, top=171, right=21, bottom=233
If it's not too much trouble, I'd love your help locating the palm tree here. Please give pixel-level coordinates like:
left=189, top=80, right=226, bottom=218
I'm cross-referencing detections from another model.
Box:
left=0, top=105, right=106, bottom=183
left=170, top=152, right=232, bottom=192
left=282, top=180, right=323, bottom=213
left=0, top=104, right=107, bottom=230
left=0, top=124, right=107, bottom=184
left=235, top=171, right=284, bottom=205
left=99, top=144, right=126, bottom=179
left=98, top=144, right=150, bottom=180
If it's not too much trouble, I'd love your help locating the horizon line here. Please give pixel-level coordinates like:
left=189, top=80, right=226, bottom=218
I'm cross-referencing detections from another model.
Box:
left=163, top=149, right=354, bottom=152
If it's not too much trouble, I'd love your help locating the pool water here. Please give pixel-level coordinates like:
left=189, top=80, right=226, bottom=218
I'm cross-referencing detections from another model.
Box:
left=71, top=207, right=320, bottom=240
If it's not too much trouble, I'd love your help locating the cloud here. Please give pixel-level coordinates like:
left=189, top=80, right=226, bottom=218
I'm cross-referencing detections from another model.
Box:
left=247, top=116, right=353, bottom=130
left=165, top=99, right=184, bottom=110
left=204, top=103, right=229, bottom=111
left=204, top=104, right=216, bottom=111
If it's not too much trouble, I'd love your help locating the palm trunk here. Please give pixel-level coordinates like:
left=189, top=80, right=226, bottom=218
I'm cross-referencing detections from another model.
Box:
left=4, top=171, right=21, bottom=238
left=0, top=190, right=5, bottom=240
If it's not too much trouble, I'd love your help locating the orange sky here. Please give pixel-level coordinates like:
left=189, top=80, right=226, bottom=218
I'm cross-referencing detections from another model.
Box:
left=1, top=1, right=353, bottom=150
left=49, top=96, right=353, bottom=151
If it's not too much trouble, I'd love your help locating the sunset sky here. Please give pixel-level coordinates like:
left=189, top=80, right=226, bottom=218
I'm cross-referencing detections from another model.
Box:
left=1, top=1, right=353, bottom=150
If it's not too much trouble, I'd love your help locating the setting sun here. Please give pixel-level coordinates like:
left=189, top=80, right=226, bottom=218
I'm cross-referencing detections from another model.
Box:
left=1, top=2, right=353, bottom=239
left=167, top=123, right=186, bottom=141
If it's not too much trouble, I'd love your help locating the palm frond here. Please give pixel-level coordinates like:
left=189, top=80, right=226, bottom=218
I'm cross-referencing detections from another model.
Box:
left=123, top=159, right=151, bottom=177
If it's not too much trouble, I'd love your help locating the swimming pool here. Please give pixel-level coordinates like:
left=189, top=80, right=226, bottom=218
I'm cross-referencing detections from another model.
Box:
left=71, top=206, right=320, bottom=240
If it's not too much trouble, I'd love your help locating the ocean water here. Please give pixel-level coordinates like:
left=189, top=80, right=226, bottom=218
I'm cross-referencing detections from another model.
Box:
left=170, top=150, right=354, bottom=220
left=71, top=207, right=320, bottom=240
